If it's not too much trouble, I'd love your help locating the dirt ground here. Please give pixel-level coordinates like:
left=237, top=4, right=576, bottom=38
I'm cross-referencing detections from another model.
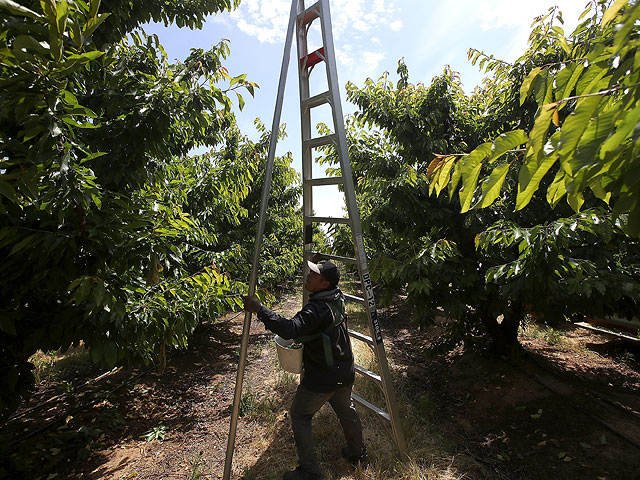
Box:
left=2, top=288, right=639, bottom=480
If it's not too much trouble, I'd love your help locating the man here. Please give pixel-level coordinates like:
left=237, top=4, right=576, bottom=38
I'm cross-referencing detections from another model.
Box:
left=244, top=260, right=368, bottom=480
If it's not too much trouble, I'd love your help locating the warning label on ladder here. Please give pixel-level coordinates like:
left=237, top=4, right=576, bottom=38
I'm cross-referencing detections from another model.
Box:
left=356, top=234, right=383, bottom=345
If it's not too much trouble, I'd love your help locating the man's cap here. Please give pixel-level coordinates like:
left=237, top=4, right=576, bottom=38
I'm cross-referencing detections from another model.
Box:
left=307, top=260, right=340, bottom=287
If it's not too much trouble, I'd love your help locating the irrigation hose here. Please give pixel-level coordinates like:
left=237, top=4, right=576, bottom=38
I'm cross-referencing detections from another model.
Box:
left=8, top=363, right=158, bottom=450
left=2, top=367, right=122, bottom=425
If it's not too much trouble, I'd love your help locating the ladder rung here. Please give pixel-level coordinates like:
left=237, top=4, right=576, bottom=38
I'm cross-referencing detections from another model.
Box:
left=307, top=216, right=350, bottom=225
left=351, top=392, right=390, bottom=422
left=309, top=252, right=357, bottom=264
left=298, top=3, right=321, bottom=27
left=306, top=177, right=343, bottom=186
left=348, top=329, right=374, bottom=346
left=344, top=293, right=365, bottom=304
left=303, top=134, right=336, bottom=151
left=301, top=47, right=325, bottom=69
left=301, top=91, right=331, bottom=111
left=354, top=363, right=382, bottom=385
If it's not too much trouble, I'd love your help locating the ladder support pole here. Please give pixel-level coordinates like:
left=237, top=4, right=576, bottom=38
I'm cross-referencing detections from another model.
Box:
left=222, top=1, right=298, bottom=478
left=316, top=0, right=408, bottom=459
left=297, top=0, right=314, bottom=306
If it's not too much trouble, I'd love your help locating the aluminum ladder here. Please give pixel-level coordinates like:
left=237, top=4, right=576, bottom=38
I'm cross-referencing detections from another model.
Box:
left=223, top=1, right=406, bottom=478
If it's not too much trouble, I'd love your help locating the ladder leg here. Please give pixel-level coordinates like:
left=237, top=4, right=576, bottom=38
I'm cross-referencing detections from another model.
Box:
left=296, top=0, right=314, bottom=306
left=311, top=0, right=408, bottom=459
left=222, top=1, right=299, bottom=478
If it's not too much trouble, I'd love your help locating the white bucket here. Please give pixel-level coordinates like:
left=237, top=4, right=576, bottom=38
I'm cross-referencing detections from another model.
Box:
left=274, top=335, right=303, bottom=374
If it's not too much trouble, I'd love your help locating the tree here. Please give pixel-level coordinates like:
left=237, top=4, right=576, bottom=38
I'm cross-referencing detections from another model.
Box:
left=427, top=0, right=640, bottom=235
left=204, top=119, right=304, bottom=288
left=322, top=2, right=640, bottom=355
left=0, top=0, right=301, bottom=412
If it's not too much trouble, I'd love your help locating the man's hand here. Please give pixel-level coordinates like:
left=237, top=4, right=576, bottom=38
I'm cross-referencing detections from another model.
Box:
left=243, top=296, right=262, bottom=313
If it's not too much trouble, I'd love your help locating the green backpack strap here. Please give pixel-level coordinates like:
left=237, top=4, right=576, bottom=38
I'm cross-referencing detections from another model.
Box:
left=295, top=298, right=345, bottom=367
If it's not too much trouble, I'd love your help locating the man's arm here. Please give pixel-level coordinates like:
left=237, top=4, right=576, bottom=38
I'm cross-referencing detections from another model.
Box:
left=244, top=296, right=327, bottom=340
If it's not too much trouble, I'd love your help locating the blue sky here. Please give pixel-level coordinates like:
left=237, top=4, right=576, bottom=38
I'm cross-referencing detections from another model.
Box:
left=145, top=0, right=588, bottom=218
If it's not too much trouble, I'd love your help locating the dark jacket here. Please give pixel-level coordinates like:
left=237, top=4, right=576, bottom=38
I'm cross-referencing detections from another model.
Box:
left=257, top=288, right=355, bottom=392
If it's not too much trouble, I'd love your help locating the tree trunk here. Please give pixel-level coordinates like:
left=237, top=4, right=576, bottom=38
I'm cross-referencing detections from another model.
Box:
left=481, top=305, right=524, bottom=356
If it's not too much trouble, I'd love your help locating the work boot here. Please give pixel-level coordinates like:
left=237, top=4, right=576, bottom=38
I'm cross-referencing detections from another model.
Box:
left=341, top=446, right=369, bottom=469
left=282, top=466, right=325, bottom=480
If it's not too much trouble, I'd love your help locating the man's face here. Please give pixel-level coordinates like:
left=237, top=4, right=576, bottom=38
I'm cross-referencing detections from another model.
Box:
left=305, top=270, right=331, bottom=293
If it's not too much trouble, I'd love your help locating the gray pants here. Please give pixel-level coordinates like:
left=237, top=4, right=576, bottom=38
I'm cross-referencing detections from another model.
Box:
left=290, top=383, right=365, bottom=475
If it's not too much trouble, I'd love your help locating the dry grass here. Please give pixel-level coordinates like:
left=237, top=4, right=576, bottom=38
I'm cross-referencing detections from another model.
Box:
left=29, top=343, right=92, bottom=385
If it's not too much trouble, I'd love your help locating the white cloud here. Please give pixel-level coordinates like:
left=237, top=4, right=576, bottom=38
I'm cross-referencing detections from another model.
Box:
left=390, top=20, right=403, bottom=32
left=476, top=0, right=587, bottom=32
left=335, top=45, right=354, bottom=67
left=362, top=51, right=385, bottom=71
left=229, top=0, right=400, bottom=46
left=227, top=0, right=401, bottom=82
left=470, top=0, right=589, bottom=58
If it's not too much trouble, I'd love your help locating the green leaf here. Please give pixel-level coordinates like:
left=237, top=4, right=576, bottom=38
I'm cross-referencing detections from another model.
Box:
left=67, top=51, right=104, bottom=63
left=229, top=73, right=247, bottom=86
left=516, top=153, right=558, bottom=210
left=477, top=163, right=510, bottom=209
left=448, top=160, right=463, bottom=201
left=490, top=130, right=527, bottom=162
left=575, top=63, right=608, bottom=97
left=613, top=2, right=640, bottom=56
left=547, top=168, right=567, bottom=207
left=73, top=278, right=92, bottom=303
left=68, top=18, right=83, bottom=47
left=520, top=67, right=542, bottom=105
left=534, top=71, right=554, bottom=106
left=529, top=104, right=556, bottom=158
left=82, top=12, right=110, bottom=39
left=48, top=11, right=63, bottom=62
left=62, top=117, right=99, bottom=128
left=567, top=191, right=585, bottom=212
left=0, top=0, right=43, bottom=19
left=91, top=193, right=102, bottom=209
left=40, top=0, right=56, bottom=19
left=556, top=63, right=584, bottom=103
left=434, top=156, right=456, bottom=197
left=55, top=0, right=68, bottom=36
left=80, top=151, right=107, bottom=163
left=13, top=35, right=49, bottom=54
left=89, top=0, right=100, bottom=19
left=589, top=178, right=612, bottom=204
left=0, top=180, right=18, bottom=202
left=602, top=0, right=627, bottom=26
left=236, top=92, right=245, bottom=111
left=600, top=105, right=640, bottom=158
left=459, top=142, right=492, bottom=213
left=565, top=99, right=620, bottom=185
left=10, top=234, right=36, bottom=255
left=558, top=95, right=603, bottom=166
left=558, top=36, right=571, bottom=55
left=93, top=279, right=106, bottom=305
